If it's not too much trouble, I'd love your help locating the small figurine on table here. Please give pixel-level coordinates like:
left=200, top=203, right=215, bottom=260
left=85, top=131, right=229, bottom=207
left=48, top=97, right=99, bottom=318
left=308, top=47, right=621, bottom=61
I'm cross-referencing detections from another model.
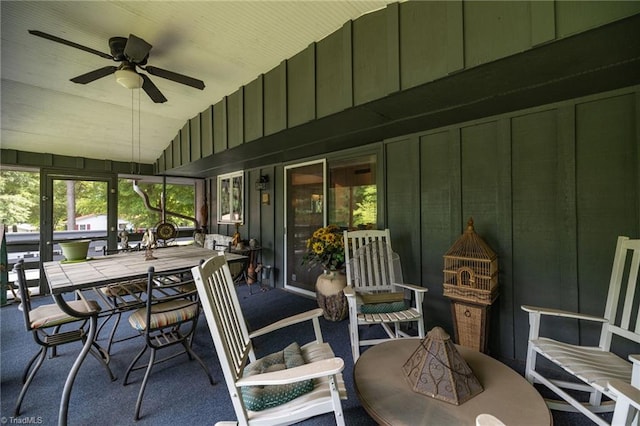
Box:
left=118, top=230, right=130, bottom=249
left=193, top=229, right=205, bottom=247
left=142, top=228, right=157, bottom=261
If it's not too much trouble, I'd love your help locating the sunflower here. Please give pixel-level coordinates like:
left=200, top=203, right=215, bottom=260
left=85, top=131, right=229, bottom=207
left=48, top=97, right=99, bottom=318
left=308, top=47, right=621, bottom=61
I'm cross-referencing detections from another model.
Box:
left=302, top=225, right=345, bottom=271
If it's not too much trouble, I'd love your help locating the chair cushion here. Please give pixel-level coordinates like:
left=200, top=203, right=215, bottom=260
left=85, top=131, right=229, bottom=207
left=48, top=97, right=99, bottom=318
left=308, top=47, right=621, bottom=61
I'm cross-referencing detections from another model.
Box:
left=241, top=342, right=314, bottom=411
left=359, top=291, right=407, bottom=314
left=128, top=299, right=198, bottom=331
left=360, top=292, right=404, bottom=304
left=360, top=300, right=407, bottom=314
left=30, top=300, right=101, bottom=329
left=100, top=279, right=147, bottom=297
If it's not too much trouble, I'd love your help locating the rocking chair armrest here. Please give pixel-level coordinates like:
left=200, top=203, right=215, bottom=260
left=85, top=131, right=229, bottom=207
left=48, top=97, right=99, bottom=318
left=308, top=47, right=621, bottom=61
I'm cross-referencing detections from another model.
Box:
left=248, top=308, right=324, bottom=339
left=607, top=379, right=640, bottom=410
left=521, top=305, right=607, bottom=323
left=236, top=357, right=344, bottom=386
left=343, top=286, right=356, bottom=298
left=392, top=282, right=428, bottom=293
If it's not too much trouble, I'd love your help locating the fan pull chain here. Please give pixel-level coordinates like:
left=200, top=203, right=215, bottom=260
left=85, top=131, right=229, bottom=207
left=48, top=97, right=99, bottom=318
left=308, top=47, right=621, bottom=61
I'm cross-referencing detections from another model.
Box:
left=138, top=88, right=141, bottom=174
left=130, top=89, right=135, bottom=174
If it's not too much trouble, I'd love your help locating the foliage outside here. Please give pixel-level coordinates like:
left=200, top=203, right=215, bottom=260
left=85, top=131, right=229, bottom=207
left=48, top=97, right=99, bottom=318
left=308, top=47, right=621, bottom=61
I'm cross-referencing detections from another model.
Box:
left=302, top=224, right=345, bottom=271
left=0, top=170, right=39, bottom=228
left=0, top=170, right=196, bottom=231
left=330, top=185, right=376, bottom=229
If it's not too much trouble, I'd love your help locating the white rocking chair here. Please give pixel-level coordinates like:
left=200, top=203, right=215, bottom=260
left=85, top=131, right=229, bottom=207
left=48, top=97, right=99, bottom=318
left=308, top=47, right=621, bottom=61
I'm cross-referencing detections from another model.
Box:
left=522, top=236, right=640, bottom=425
left=192, top=255, right=347, bottom=426
left=343, top=229, right=427, bottom=362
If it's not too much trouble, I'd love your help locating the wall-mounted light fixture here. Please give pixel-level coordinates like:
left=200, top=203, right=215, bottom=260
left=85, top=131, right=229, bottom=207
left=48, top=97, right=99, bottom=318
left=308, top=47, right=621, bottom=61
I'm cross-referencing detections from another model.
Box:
left=256, top=175, right=269, bottom=191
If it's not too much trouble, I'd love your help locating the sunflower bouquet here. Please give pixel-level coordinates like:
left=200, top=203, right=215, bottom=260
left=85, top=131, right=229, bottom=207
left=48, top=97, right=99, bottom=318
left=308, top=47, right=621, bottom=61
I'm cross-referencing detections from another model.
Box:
left=302, top=224, right=345, bottom=271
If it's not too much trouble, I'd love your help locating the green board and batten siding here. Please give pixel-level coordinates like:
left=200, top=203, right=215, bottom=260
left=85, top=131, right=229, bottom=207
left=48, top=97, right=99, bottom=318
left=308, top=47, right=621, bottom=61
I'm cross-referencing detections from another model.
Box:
left=5, top=1, right=639, bottom=361
left=153, top=1, right=640, bottom=360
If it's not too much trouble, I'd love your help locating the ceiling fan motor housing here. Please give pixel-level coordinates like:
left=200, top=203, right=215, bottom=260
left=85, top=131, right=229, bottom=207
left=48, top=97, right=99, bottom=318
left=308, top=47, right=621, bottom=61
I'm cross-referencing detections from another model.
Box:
left=109, top=37, right=127, bottom=61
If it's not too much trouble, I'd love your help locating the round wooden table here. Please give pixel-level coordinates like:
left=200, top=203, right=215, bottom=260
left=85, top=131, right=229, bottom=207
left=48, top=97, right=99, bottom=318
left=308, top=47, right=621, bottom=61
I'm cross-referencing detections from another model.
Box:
left=354, top=340, right=551, bottom=425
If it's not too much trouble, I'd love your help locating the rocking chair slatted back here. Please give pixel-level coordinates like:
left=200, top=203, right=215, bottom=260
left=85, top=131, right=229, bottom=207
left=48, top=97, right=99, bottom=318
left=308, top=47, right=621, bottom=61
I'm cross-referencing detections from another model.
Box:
left=195, top=255, right=252, bottom=381
left=344, top=229, right=396, bottom=293
left=603, top=238, right=640, bottom=348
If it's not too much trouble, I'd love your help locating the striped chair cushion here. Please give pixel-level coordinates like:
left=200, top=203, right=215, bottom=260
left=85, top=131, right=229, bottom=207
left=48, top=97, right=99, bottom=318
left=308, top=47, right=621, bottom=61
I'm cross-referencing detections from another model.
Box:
left=30, top=300, right=101, bottom=329
left=241, top=342, right=314, bottom=411
left=128, top=299, right=198, bottom=331
left=100, top=279, right=147, bottom=297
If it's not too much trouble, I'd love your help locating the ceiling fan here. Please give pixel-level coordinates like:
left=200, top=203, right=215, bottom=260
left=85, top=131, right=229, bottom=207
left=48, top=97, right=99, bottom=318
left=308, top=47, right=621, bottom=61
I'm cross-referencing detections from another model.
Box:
left=28, top=30, right=205, bottom=103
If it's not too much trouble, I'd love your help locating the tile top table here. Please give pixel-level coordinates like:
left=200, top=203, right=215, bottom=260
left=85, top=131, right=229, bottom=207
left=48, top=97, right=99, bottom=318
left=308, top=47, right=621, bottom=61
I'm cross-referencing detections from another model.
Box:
left=42, top=244, right=247, bottom=426
left=44, top=245, right=246, bottom=294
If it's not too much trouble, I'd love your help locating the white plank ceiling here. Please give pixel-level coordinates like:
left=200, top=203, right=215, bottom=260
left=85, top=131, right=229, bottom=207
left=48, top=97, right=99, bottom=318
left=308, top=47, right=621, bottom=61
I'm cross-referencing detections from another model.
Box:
left=1, top=1, right=389, bottom=164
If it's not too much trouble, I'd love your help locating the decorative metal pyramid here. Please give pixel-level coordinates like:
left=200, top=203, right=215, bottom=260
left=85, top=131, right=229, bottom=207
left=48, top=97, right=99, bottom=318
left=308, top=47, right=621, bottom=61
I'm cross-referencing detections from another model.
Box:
left=402, top=326, right=484, bottom=405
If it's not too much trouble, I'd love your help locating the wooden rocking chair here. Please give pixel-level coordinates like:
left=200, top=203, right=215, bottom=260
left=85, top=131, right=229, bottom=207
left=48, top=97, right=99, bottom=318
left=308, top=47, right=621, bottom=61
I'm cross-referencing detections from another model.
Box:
left=343, top=229, right=427, bottom=362
left=192, top=255, right=347, bottom=425
left=522, top=236, right=640, bottom=425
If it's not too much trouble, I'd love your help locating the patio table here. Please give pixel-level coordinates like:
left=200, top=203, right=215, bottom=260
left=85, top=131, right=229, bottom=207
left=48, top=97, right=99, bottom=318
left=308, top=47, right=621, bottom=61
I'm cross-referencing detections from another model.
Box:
left=42, top=245, right=247, bottom=426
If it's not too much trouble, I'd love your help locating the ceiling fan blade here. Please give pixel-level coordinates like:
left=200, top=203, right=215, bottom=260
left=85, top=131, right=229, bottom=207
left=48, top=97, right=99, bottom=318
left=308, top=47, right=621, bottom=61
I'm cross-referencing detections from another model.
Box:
left=29, top=30, right=113, bottom=60
left=141, top=74, right=167, bottom=103
left=70, top=66, right=118, bottom=84
left=143, top=66, right=205, bottom=90
left=124, top=34, right=152, bottom=64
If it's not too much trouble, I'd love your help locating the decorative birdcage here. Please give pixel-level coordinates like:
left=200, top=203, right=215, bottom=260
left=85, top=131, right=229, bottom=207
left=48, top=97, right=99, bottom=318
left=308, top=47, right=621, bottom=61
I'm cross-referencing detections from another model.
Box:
left=443, top=218, right=498, bottom=352
left=443, top=218, right=498, bottom=305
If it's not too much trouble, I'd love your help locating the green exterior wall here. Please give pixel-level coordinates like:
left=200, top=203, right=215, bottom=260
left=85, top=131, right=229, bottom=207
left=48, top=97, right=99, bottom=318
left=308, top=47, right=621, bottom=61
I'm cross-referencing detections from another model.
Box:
left=3, top=1, right=639, bottom=361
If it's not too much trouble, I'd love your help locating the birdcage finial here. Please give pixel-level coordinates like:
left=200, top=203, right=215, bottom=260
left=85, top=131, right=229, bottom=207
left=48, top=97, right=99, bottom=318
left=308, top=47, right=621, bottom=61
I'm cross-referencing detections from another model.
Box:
left=465, top=217, right=475, bottom=233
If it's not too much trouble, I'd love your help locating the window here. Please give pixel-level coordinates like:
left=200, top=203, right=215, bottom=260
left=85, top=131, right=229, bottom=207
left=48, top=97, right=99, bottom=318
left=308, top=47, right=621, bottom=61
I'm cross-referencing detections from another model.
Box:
left=328, top=154, right=377, bottom=229
left=217, top=171, right=244, bottom=224
left=118, top=176, right=197, bottom=232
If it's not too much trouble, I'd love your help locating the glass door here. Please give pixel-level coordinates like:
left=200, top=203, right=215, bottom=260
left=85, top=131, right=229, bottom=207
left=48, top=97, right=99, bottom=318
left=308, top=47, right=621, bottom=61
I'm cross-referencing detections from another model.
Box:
left=40, top=169, right=117, bottom=272
left=284, top=160, right=325, bottom=294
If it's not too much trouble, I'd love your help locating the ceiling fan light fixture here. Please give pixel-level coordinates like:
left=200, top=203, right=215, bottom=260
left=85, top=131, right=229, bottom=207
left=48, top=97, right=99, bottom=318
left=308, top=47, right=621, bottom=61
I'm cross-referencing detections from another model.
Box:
left=115, top=69, right=142, bottom=89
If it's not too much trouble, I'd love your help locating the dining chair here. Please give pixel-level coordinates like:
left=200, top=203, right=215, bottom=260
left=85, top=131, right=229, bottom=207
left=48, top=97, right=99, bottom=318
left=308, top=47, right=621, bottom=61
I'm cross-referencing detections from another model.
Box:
left=13, top=259, right=115, bottom=416
left=96, top=244, right=147, bottom=354
left=122, top=264, right=215, bottom=421
left=343, top=229, right=428, bottom=362
left=192, top=255, right=347, bottom=425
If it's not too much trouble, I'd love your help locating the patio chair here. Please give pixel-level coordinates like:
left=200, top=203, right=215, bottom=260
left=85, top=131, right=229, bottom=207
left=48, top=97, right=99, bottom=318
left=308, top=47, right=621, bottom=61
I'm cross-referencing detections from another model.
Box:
left=522, top=236, right=640, bottom=426
left=343, top=229, right=428, bottom=362
left=13, top=259, right=115, bottom=416
left=96, top=245, right=146, bottom=354
left=192, top=255, right=347, bottom=425
left=123, top=264, right=215, bottom=420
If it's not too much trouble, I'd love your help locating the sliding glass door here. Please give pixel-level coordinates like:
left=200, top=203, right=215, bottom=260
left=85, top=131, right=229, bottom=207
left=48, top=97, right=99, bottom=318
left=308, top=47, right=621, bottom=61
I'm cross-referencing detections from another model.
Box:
left=284, top=160, right=325, bottom=294
left=40, top=169, right=117, bottom=267
left=283, top=154, right=378, bottom=295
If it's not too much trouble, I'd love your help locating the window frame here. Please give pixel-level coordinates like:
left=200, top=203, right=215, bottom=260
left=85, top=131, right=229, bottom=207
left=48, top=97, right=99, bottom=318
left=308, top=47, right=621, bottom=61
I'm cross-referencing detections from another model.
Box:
left=217, top=170, right=244, bottom=224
